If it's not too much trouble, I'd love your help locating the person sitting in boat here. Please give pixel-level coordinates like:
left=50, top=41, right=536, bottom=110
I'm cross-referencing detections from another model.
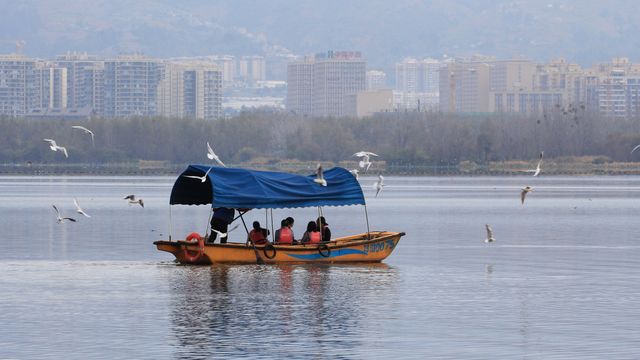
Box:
left=209, top=207, right=235, bottom=244
left=301, top=221, right=321, bottom=244
left=317, top=216, right=331, bottom=242
left=247, top=221, right=270, bottom=246
left=285, top=216, right=296, bottom=240
left=275, top=219, right=295, bottom=245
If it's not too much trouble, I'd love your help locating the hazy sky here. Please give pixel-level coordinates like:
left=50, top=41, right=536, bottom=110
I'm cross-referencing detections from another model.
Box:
left=1, top=0, right=639, bottom=67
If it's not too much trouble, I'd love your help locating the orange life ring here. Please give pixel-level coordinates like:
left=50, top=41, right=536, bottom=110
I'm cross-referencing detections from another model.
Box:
left=183, top=232, right=205, bottom=263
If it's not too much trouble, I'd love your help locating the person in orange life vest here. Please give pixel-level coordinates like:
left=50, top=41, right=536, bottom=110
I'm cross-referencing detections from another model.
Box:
left=209, top=207, right=235, bottom=244
left=316, top=216, right=331, bottom=242
left=275, top=219, right=295, bottom=244
left=247, top=221, right=270, bottom=245
left=301, top=221, right=321, bottom=244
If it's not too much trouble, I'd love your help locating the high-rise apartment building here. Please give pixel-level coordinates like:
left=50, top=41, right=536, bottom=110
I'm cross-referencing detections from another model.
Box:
left=55, top=53, right=104, bottom=114
left=0, top=55, right=41, bottom=116
left=439, top=57, right=492, bottom=113
left=366, top=70, right=387, bottom=90
left=239, top=56, right=266, bottom=84
left=103, top=55, right=163, bottom=117
left=395, top=58, right=440, bottom=110
left=159, top=61, right=222, bottom=120
left=34, top=65, right=68, bottom=110
left=311, top=51, right=366, bottom=117
left=286, top=56, right=315, bottom=115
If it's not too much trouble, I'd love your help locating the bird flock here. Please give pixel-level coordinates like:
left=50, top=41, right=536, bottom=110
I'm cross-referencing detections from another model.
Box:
left=47, top=125, right=146, bottom=225
left=46, top=126, right=640, bottom=246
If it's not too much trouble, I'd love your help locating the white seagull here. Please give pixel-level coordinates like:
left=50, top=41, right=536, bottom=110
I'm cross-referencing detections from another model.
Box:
left=71, top=125, right=95, bottom=145
left=123, top=194, right=144, bottom=208
left=183, top=167, right=213, bottom=183
left=353, top=151, right=379, bottom=172
left=484, top=224, right=495, bottom=243
left=526, top=151, right=544, bottom=176
left=349, top=169, right=359, bottom=180
left=521, top=186, right=534, bottom=205
left=373, top=175, right=384, bottom=197
left=43, top=139, right=69, bottom=158
left=73, top=198, right=91, bottom=218
left=211, top=223, right=240, bottom=238
left=206, top=142, right=226, bottom=167
left=52, top=205, right=77, bottom=223
left=314, top=164, right=327, bottom=186
left=631, top=144, right=640, bottom=155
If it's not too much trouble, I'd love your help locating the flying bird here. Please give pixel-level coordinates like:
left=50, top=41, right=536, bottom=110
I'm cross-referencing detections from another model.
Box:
left=206, top=142, right=226, bottom=167
left=631, top=144, right=640, bottom=155
left=353, top=151, right=378, bottom=172
left=349, top=169, right=359, bottom=180
left=52, top=205, right=77, bottom=223
left=73, top=198, right=91, bottom=218
left=211, top=223, right=240, bottom=238
left=373, top=175, right=384, bottom=197
left=521, top=186, right=534, bottom=205
left=183, top=167, right=213, bottom=183
left=526, top=151, right=544, bottom=177
left=43, top=139, right=69, bottom=158
left=484, top=224, right=495, bottom=243
left=124, top=195, right=144, bottom=208
left=314, top=164, right=327, bottom=186
left=71, top=125, right=95, bottom=144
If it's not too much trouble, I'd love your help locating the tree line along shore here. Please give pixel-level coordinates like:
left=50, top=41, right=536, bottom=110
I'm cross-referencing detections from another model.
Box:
left=1, top=109, right=640, bottom=175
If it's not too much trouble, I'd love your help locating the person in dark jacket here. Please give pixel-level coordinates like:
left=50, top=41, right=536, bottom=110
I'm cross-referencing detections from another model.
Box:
left=209, top=207, right=235, bottom=244
left=316, top=216, right=331, bottom=242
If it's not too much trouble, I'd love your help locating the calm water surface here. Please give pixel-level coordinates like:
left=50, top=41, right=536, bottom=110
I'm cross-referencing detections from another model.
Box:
left=1, top=175, right=639, bottom=359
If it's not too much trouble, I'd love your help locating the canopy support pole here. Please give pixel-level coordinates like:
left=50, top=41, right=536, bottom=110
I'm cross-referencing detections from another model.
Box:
left=238, top=211, right=249, bottom=234
left=270, top=209, right=275, bottom=243
left=364, top=204, right=371, bottom=240
left=204, top=208, right=213, bottom=239
left=317, top=206, right=323, bottom=242
left=265, top=209, right=269, bottom=241
left=169, top=205, right=173, bottom=241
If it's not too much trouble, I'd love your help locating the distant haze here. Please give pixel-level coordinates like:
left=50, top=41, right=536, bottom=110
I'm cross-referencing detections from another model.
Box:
left=1, top=0, right=640, bottom=67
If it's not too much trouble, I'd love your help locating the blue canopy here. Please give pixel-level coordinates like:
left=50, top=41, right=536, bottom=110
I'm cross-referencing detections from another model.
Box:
left=170, top=165, right=365, bottom=209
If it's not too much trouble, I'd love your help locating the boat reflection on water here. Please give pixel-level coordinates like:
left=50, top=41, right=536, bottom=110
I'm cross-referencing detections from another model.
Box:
left=168, top=263, right=398, bottom=358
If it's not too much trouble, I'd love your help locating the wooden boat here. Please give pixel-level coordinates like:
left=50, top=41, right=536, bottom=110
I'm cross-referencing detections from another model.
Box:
left=154, top=231, right=404, bottom=264
left=154, top=165, right=404, bottom=265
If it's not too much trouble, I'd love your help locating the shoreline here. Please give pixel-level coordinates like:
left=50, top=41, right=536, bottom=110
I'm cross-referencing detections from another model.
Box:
left=2, top=161, right=640, bottom=176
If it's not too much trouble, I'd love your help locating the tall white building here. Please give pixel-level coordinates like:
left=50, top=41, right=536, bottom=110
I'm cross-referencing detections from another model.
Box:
left=239, top=56, right=266, bottom=84
left=311, top=51, right=366, bottom=117
left=0, top=55, right=40, bottom=116
left=395, top=57, right=440, bottom=110
left=159, top=61, right=222, bottom=120
left=103, top=55, right=163, bottom=117
left=55, top=52, right=104, bottom=114
left=286, top=56, right=314, bottom=115
left=366, top=70, right=387, bottom=90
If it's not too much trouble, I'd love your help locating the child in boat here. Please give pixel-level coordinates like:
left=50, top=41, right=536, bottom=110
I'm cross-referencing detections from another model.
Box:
left=247, top=221, right=269, bottom=245
left=317, top=216, right=331, bottom=242
left=275, top=219, right=295, bottom=245
left=301, top=221, right=321, bottom=244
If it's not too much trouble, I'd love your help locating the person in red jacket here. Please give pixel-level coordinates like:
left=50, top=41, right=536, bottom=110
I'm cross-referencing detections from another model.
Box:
left=247, top=221, right=269, bottom=245
left=275, top=219, right=294, bottom=245
left=301, top=221, right=321, bottom=244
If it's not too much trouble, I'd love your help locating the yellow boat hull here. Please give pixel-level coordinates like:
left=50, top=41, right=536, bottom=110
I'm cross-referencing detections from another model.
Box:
left=154, top=231, right=404, bottom=264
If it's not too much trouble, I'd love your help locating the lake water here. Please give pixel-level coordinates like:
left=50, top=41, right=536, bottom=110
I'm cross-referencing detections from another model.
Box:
left=1, top=175, right=639, bottom=359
